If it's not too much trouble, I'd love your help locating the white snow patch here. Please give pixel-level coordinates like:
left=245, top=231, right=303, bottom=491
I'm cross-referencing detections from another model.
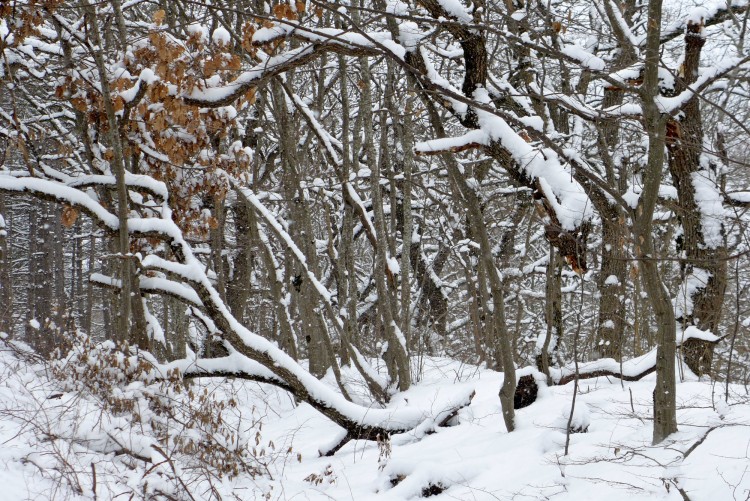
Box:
left=678, top=325, right=720, bottom=344
left=435, top=0, right=473, bottom=23
left=674, top=268, right=711, bottom=320
left=691, top=170, right=724, bottom=249
left=2, top=353, right=750, bottom=500
left=212, top=26, right=231, bottom=45
left=387, top=256, right=400, bottom=275
left=603, top=275, right=621, bottom=286
left=561, top=44, right=605, bottom=71
left=187, top=23, right=209, bottom=43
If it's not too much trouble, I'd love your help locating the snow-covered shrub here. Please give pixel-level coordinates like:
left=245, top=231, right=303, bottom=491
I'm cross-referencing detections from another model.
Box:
left=4, top=330, right=287, bottom=499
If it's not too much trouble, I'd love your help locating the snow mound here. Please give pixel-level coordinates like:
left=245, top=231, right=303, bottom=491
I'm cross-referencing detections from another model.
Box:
left=1, top=352, right=750, bottom=500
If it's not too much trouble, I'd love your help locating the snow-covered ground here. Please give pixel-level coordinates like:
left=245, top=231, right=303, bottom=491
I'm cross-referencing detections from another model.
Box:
left=1, top=344, right=749, bottom=500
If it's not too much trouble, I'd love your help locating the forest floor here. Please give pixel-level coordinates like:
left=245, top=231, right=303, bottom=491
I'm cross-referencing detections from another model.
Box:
left=1, top=343, right=749, bottom=500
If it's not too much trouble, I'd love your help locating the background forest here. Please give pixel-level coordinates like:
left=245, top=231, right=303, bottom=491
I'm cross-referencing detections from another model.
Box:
left=2, top=0, right=750, bottom=499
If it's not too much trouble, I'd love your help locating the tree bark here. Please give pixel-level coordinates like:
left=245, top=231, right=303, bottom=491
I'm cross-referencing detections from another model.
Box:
left=637, top=0, right=678, bottom=444
left=83, top=0, right=140, bottom=346
left=0, top=194, right=11, bottom=335
left=666, top=20, right=726, bottom=377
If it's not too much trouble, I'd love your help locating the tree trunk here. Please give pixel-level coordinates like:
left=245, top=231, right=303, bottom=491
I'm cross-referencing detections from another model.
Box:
left=84, top=0, right=135, bottom=345
left=0, top=194, right=11, bottom=335
left=359, top=58, right=411, bottom=392
left=227, top=200, right=252, bottom=324
left=539, top=246, right=562, bottom=376
left=666, top=20, right=726, bottom=377
left=271, top=81, right=330, bottom=376
left=638, top=0, right=677, bottom=444
left=594, top=207, right=628, bottom=359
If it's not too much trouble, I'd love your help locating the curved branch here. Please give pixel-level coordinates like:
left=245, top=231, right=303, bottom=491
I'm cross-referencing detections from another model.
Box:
left=183, top=42, right=378, bottom=107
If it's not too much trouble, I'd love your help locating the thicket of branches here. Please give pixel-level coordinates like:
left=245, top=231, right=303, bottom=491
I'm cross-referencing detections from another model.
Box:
left=2, top=0, right=750, bottom=460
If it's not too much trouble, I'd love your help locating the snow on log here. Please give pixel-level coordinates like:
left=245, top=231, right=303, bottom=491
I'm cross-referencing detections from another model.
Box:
left=415, top=130, right=488, bottom=155
left=553, top=350, right=658, bottom=386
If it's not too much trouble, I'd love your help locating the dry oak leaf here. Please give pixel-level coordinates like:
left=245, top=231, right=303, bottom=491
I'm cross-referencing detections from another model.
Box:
left=61, top=205, right=79, bottom=228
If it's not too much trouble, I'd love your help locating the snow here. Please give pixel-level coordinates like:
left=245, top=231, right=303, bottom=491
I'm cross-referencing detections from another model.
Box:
left=728, top=191, right=750, bottom=203
left=622, top=183, right=678, bottom=209
left=3, top=351, right=749, bottom=500
left=553, top=350, right=657, bottom=382
left=561, top=44, right=605, bottom=71
left=604, top=275, right=621, bottom=286
left=554, top=400, right=590, bottom=433
left=212, top=26, right=230, bottom=46
left=187, top=23, right=208, bottom=43
left=252, top=23, right=295, bottom=44
left=291, top=93, right=342, bottom=164
left=66, top=172, right=169, bottom=201
left=414, top=129, right=488, bottom=154
left=236, top=186, right=334, bottom=303
left=143, top=300, right=165, bottom=345
left=0, top=175, right=120, bottom=230
left=659, top=184, right=678, bottom=200
left=470, top=88, right=593, bottom=231
left=686, top=7, right=710, bottom=28
left=674, top=268, right=711, bottom=321
left=139, top=276, right=202, bottom=307
left=187, top=45, right=317, bottom=104
left=4, top=5, right=750, bottom=497
left=678, top=325, right=720, bottom=344
left=397, top=21, right=423, bottom=51
left=386, top=256, right=400, bottom=275
left=160, top=351, right=283, bottom=385
left=0, top=172, right=420, bottom=435
left=655, top=57, right=745, bottom=114
left=435, top=0, right=473, bottom=23
left=386, top=0, right=409, bottom=16
left=661, top=0, right=749, bottom=42
left=691, top=170, right=725, bottom=249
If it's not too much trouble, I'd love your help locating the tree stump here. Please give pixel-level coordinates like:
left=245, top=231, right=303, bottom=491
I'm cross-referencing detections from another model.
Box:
left=514, top=374, right=539, bottom=409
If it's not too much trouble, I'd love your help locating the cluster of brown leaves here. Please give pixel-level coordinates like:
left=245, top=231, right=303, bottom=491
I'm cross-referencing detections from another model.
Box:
left=61, top=205, right=79, bottom=228
left=17, top=6, right=271, bottom=240
left=169, top=378, right=267, bottom=479
left=304, top=464, right=337, bottom=486
left=0, top=0, right=63, bottom=45
left=45, top=14, right=259, bottom=239
left=119, top=27, right=256, bottom=238
left=51, top=334, right=155, bottom=417
left=273, top=2, right=304, bottom=20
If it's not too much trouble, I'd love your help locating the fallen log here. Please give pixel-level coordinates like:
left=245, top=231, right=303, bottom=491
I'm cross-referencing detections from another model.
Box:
left=156, top=353, right=477, bottom=457
left=514, top=351, right=659, bottom=408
